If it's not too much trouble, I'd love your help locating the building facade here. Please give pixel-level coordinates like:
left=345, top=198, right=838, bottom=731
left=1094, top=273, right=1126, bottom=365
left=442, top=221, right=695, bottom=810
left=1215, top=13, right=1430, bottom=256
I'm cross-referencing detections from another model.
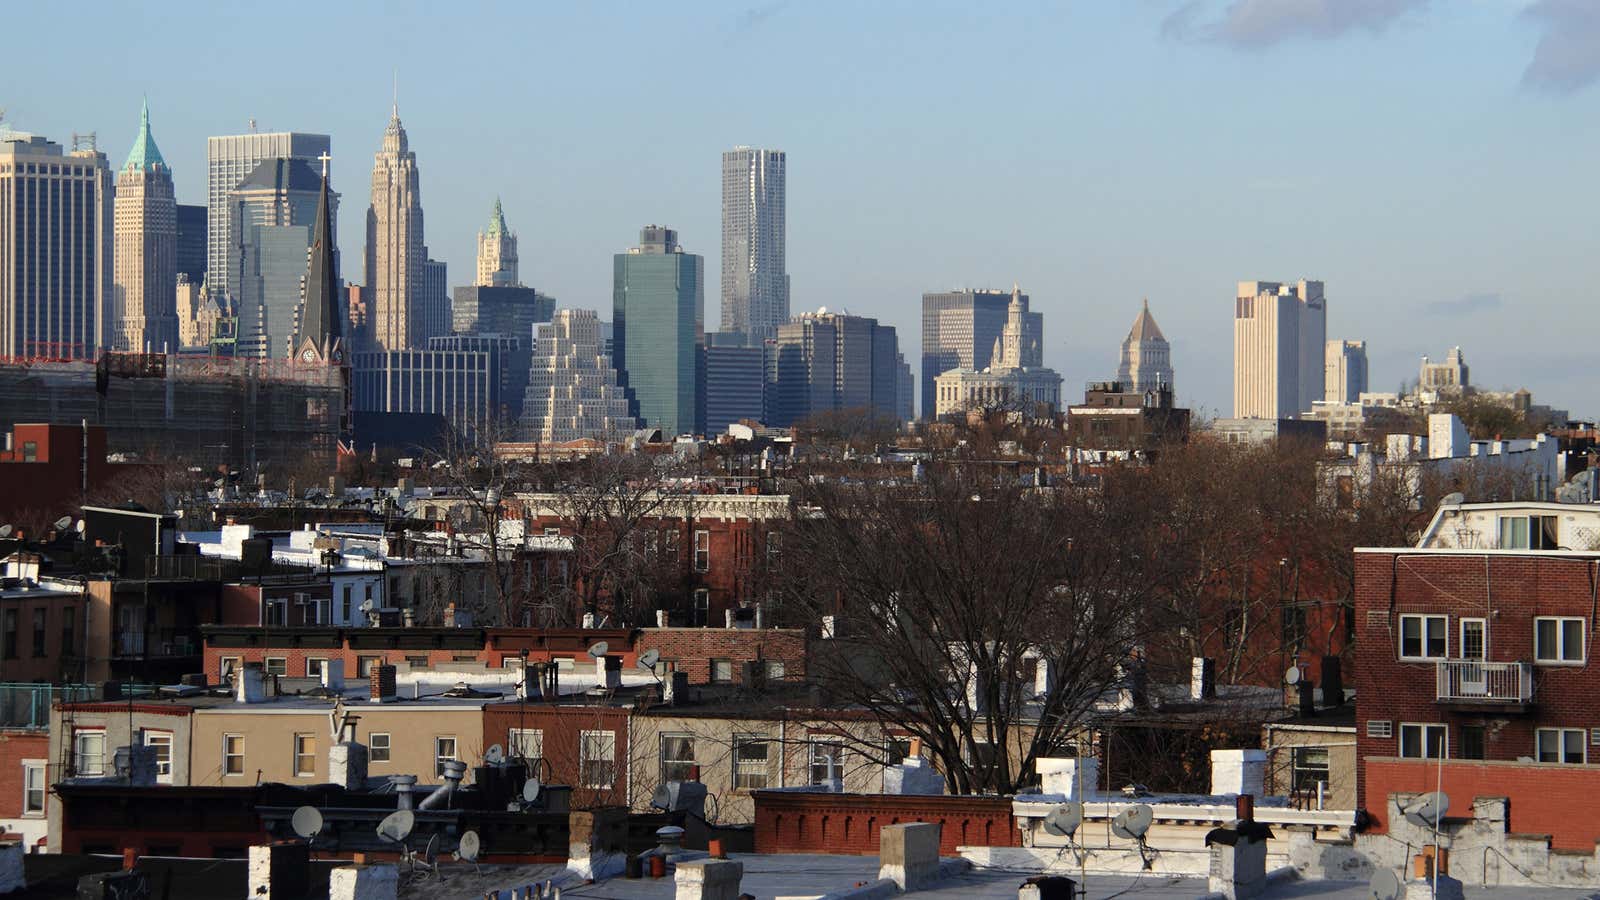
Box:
left=614, top=226, right=704, bottom=436
left=0, top=134, right=113, bottom=360
left=1116, top=299, right=1173, bottom=395
left=920, top=288, right=1029, bottom=421
left=175, top=203, right=206, bottom=285
left=768, top=309, right=902, bottom=427
left=519, top=309, right=637, bottom=444
left=704, top=343, right=766, bottom=433
left=351, top=346, right=497, bottom=440
left=226, top=158, right=335, bottom=359
left=365, top=106, right=429, bottom=351
left=720, top=147, right=787, bottom=344
left=1232, top=279, right=1325, bottom=420
left=452, top=285, right=555, bottom=341
left=1066, top=382, right=1190, bottom=450
left=111, top=101, right=179, bottom=353
left=205, top=131, right=329, bottom=306
left=1323, top=339, right=1367, bottom=405
left=476, top=198, right=519, bottom=287
left=932, top=287, right=1061, bottom=418
left=1419, top=346, right=1469, bottom=395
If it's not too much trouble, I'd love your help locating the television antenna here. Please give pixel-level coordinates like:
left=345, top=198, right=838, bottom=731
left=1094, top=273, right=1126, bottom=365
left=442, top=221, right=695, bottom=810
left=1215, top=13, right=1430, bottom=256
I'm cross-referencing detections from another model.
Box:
left=1369, top=868, right=1402, bottom=900
left=290, top=806, right=324, bottom=845
left=1111, top=804, right=1156, bottom=869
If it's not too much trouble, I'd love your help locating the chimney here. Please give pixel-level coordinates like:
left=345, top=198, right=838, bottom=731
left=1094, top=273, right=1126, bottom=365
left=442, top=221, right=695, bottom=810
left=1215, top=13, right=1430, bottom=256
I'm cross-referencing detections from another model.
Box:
left=1190, top=657, right=1216, bottom=701
left=330, top=739, right=368, bottom=791
left=236, top=663, right=267, bottom=703
left=754, top=605, right=765, bottom=629
left=518, top=662, right=545, bottom=701
left=369, top=664, right=396, bottom=703
left=1296, top=679, right=1316, bottom=718
left=322, top=659, right=345, bottom=691
left=664, top=671, right=688, bottom=705
left=656, top=610, right=669, bottom=628
left=602, top=655, right=622, bottom=690
left=1320, top=656, right=1344, bottom=707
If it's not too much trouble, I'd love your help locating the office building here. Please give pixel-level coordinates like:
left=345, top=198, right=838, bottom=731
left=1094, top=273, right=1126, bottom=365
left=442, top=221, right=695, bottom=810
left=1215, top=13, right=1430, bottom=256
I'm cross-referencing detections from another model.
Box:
left=420, top=257, right=449, bottom=345
left=1324, top=339, right=1368, bottom=404
left=895, top=352, right=915, bottom=422
left=476, top=198, right=519, bottom=287
left=452, top=285, right=555, bottom=341
left=768, top=309, right=903, bottom=427
left=705, top=343, right=766, bottom=434
left=1419, top=346, right=1469, bottom=396
left=613, top=226, right=703, bottom=436
left=1116, top=299, right=1173, bottom=395
left=520, top=309, right=638, bottom=444
left=175, top=275, right=221, bottom=349
left=365, top=104, right=432, bottom=350
left=920, top=288, right=1036, bottom=420
left=0, top=133, right=112, bottom=360
left=227, top=158, right=336, bottom=358
left=429, top=333, right=527, bottom=423
left=110, top=101, right=179, bottom=353
left=205, top=131, right=329, bottom=305
left=933, top=286, right=1061, bottom=418
left=351, top=346, right=497, bottom=441
left=175, top=204, right=206, bottom=285
left=720, top=147, right=788, bottom=343
left=1232, top=280, right=1326, bottom=419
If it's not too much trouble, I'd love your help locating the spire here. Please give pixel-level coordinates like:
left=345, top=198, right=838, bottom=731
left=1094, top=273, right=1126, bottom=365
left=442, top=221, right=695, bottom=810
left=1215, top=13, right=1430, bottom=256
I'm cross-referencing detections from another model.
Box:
left=1126, top=299, right=1167, bottom=343
left=487, top=197, right=507, bottom=235
left=123, top=97, right=166, bottom=172
left=296, top=163, right=342, bottom=363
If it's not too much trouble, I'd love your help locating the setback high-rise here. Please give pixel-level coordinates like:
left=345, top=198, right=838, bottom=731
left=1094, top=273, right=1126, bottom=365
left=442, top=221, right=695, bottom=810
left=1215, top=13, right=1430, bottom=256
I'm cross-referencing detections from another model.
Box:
left=520, top=309, right=638, bottom=444
left=614, top=226, right=704, bottom=436
left=932, top=286, right=1061, bottom=419
left=0, top=133, right=112, bottom=360
left=365, top=105, right=432, bottom=350
left=476, top=198, right=519, bottom=287
left=720, top=147, right=787, bottom=343
left=1232, top=280, right=1326, bottom=419
left=205, top=130, right=329, bottom=305
left=111, top=101, right=179, bottom=352
left=1116, top=299, right=1173, bottom=395
left=920, top=288, right=1038, bottom=421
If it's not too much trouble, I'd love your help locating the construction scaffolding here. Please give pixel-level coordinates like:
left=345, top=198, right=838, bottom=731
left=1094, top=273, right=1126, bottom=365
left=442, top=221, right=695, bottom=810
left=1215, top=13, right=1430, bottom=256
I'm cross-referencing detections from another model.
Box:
left=0, top=352, right=348, bottom=472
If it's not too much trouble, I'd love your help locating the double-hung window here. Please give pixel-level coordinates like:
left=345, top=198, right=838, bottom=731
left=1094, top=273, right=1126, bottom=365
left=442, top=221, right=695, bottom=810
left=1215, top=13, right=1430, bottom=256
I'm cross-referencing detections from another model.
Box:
left=809, top=740, right=843, bottom=786
left=1399, top=614, right=1448, bottom=660
left=369, top=732, right=391, bottom=762
left=660, top=734, right=696, bottom=783
left=73, top=729, right=105, bottom=776
left=1291, top=747, right=1331, bottom=794
left=22, top=762, right=46, bottom=815
left=1536, top=728, right=1586, bottom=764
left=1534, top=617, right=1585, bottom=664
left=223, top=734, right=245, bottom=776
left=294, top=734, right=316, bottom=777
left=694, top=530, right=710, bottom=572
left=579, top=731, right=616, bottom=790
left=145, top=731, right=173, bottom=784
left=1399, top=723, right=1447, bottom=759
left=733, top=735, right=770, bottom=790
left=509, top=728, right=543, bottom=775
left=434, top=736, right=458, bottom=776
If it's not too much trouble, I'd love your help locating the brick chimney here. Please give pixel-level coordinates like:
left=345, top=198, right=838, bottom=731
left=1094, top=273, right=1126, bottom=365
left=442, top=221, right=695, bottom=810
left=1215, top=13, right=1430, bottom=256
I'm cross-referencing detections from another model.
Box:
left=369, top=664, right=396, bottom=703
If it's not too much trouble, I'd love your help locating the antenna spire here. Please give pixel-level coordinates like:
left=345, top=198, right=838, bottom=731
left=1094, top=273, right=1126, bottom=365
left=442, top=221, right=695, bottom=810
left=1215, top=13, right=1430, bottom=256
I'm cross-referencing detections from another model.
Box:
left=392, top=70, right=399, bottom=118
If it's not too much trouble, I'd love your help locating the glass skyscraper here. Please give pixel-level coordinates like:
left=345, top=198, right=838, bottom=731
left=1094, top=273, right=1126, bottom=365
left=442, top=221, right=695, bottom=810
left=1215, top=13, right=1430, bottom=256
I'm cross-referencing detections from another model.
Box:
left=614, top=226, right=704, bottom=436
left=205, top=131, right=329, bottom=305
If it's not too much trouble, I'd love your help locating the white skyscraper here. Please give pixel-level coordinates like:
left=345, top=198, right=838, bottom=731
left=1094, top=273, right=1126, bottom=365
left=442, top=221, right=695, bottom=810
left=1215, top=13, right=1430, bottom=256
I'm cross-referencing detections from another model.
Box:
left=111, top=101, right=178, bottom=353
left=521, top=309, right=638, bottom=443
left=205, top=130, right=330, bottom=306
left=721, top=147, right=787, bottom=343
left=365, top=104, right=430, bottom=350
left=1232, top=280, right=1326, bottom=419
left=1116, top=299, right=1173, bottom=394
left=476, top=198, right=519, bottom=287
left=1324, top=339, right=1368, bottom=404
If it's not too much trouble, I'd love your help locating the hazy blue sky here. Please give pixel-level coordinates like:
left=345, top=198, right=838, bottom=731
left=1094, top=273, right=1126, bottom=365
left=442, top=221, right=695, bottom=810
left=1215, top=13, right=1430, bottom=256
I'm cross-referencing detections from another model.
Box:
left=8, top=0, right=1598, bottom=417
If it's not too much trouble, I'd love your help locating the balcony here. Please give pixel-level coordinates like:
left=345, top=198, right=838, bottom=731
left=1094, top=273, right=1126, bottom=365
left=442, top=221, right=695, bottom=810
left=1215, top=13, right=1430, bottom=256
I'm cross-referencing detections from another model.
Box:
left=1435, top=659, right=1533, bottom=710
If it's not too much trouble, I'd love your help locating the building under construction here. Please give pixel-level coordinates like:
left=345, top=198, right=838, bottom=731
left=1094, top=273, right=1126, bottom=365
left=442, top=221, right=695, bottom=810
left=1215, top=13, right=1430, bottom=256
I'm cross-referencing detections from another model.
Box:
left=0, top=352, right=347, bottom=472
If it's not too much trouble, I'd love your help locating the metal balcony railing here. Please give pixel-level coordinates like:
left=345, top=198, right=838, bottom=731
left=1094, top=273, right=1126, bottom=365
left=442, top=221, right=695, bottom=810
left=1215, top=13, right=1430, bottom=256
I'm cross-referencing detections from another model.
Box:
left=1436, top=659, right=1533, bottom=703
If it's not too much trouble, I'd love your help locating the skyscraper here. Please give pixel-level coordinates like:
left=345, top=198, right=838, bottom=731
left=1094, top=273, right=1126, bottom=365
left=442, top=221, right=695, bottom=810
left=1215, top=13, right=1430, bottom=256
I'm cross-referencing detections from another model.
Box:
left=175, top=204, right=206, bottom=285
left=1116, top=299, right=1173, bottom=394
left=768, top=309, right=903, bottom=427
left=520, top=309, right=638, bottom=444
left=228, top=158, right=336, bottom=358
left=452, top=285, right=555, bottom=340
left=205, top=130, right=329, bottom=304
left=704, top=342, right=766, bottom=434
left=1324, top=339, right=1368, bottom=404
left=111, top=101, right=179, bottom=353
left=420, top=257, right=449, bottom=345
left=476, top=198, right=519, bottom=287
left=0, top=133, right=112, bottom=360
left=365, top=105, right=428, bottom=350
left=720, top=147, right=787, bottom=343
left=920, top=288, right=1034, bottom=420
left=932, top=287, right=1061, bottom=419
left=1232, top=280, right=1326, bottom=419
left=614, top=226, right=704, bottom=436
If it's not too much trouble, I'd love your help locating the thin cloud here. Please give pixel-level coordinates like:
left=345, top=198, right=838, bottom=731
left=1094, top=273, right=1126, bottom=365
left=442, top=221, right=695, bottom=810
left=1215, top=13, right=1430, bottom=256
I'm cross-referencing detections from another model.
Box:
left=734, top=1, right=788, bottom=34
left=1424, top=292, right=1502, bottom=316
left=1162, top=0, right=1426, bottom=49
left=1521, top=0, right=1600, bottom=93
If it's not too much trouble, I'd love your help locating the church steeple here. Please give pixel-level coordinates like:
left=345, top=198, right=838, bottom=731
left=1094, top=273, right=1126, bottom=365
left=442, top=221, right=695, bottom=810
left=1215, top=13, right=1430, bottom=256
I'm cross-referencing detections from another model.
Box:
left=294, top=154, right=343, bottom=365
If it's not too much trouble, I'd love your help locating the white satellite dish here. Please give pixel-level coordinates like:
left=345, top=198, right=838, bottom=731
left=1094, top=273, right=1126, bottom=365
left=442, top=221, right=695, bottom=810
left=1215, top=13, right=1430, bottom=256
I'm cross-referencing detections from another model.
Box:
left=1111, top=804, right=1154, bottom=841
left=638, top=648, right=662, bottom=670
left=1403, top=791, right=1450, bottom=830
left=1438, top=492, right=1465, bottom=508
left=53, top=515, right=73, bottom=531
left=359, top=598, right=375, bottom=612
left=485, top=744, right=505, bottom=765
left=587, top=641, right=610, bottom=659
left=1041, top=802, right=1082, bottom=838
left=1370, top=869, right=1402, bottom=900
left=1284, top=665, right=1302, bottom=686
left=290, top=806, right=323, bottom=841
left=0, top=525, right=13, bottom=538
left=522, top=778, right=541, bottom=804
left=455, top=830, right=481, bottom=863
left=376, top=809, right=415, bottom=845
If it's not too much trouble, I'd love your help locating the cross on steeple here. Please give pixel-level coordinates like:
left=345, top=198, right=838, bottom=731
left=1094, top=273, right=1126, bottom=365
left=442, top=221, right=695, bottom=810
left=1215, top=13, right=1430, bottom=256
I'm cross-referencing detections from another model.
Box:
left=317, top=151, right=331, bottom=178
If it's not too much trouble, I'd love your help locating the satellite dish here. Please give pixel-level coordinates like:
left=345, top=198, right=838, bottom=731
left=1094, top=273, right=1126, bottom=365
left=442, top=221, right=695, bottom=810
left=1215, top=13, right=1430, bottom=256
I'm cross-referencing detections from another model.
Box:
left=0, top=525, right=13, bottom=538
left=587, top=641, right=610, bottom=659
left=1041, top=802, right=1083, bottom=838
left=376, top=809, right=415, bottom=844
left=359, top=598, right=374, bottom=612
left=290, top=806, right=324, bottom=841
left=522, top=778, right=541, bottom=804
left=53, top=515, right=73, bottom=531
left=1403, top=791, right=1450, bottom=829
left=638, top=648, right=662, bottom=670
left=1369, top=869, right=1402, bottom=900
left=1111, top=804, right=1154, bottom=841
left=1284, top=666, right=1302, bottom=685
left=485, top=744, right=505, bottom=765
left=1439, top=492, right=1465, bottom=508
left=455, top=830, right=481, bottom=863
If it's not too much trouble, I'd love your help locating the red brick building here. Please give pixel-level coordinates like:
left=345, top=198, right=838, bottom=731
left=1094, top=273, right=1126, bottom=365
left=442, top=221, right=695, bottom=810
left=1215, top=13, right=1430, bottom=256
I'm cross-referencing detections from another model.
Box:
left=482, top=702, right=631, bottom=809
left=0, top=424, right=148, bottom=529
left=1354, top=547, right=1600, bottom=851
left=0, top=729, right=49, bottom=848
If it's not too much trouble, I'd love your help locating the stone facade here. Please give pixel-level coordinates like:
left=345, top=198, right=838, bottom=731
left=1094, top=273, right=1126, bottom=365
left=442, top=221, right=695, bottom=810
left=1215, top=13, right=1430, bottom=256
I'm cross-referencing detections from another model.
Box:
left=475, top=198, right=519, bottom=287
left=365, top=106, right=427, bottom=350
left=111, top=102, right=178, bottom=352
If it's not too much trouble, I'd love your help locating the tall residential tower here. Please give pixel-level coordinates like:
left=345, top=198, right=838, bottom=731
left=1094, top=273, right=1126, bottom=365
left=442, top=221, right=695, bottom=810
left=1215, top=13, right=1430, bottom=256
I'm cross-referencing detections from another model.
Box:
left=720, top=147, right=787, bottom=343
left=1232, top=280, right=1326, bottom=419
left=111, top=101, right=179, bottom=352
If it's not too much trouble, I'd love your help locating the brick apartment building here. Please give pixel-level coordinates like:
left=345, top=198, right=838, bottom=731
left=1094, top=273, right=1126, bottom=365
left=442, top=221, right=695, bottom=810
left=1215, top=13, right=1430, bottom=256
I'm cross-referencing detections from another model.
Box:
left=0, top=424, right=147, bottom=529
left=1354, top=543, right=1600, bottom=851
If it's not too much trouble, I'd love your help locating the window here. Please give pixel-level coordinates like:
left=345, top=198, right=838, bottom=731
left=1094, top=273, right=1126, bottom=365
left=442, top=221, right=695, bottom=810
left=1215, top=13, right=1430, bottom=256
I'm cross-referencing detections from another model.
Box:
left=508, top=728, right=542, bottom=772
left=1534, top=618, right=1585, bottom=664
left=220, top=656, right=240, bottom=681
left=369, top=733, right=391, bottom=762
left=435, top=736, right=457, bottom=776
left=264, top=657, right=287, bottom=676
left=1460, top=725, right=1486, bottom=760
left=809, top=740, right=843, bottom=786
left=710, top=658, right=733, bottom=683
left=20, top=440, right=36, bottom=462
left=1498, top=515, right=1558, bottom=550
left=306, top=658, right=326, bottom=679
left=885, top=737, right=913, bottom=768
left=694, top=530, right=710, bottom=572
left=311, top=595, right=331, bottom=625
left=1281, top=606, right=1307, bottom=654
left=660, top=734, right=696, bottom=783
left=32, top=608, right=46, bottom=657
left=294, top=734, right=316, bottom=776
left=73, top=729, right=105, bottom=776
left=968, top=741, right=1000, bottom=781
left=579, top=731, right=616, bottom=789
left=1536, top=728, right=1586, bottom=764
left=264, top=597, right=287, bottom=627
left=357, top=656, right=380, bottom=677
left=145, top=732, right=173, bottom=784
left=1399, top=723, right=1447, bottom=759
left=61, top=606, right=75, bottom=655
left=23, top=762, right=45, bottom=815
left=734, top=735, right=770, bottom=790
left=342, top=585, right=353, bottom=623
left=766, top=532, right=782, bottom=565
left=1291, top=747, right=1330, bottom=794
left=1399, top=614, right=1448, bottom=660
left=405, top=655, right=429, bottom=669
left=765, top=660, right=786, bottom=680
left=2, top=609, right=15, bottom=659
left=694, top=590, right=710, bottom=627
left=1459, top=619, right=1486, bottom=660
left=223, top=734, right=245, bottom=776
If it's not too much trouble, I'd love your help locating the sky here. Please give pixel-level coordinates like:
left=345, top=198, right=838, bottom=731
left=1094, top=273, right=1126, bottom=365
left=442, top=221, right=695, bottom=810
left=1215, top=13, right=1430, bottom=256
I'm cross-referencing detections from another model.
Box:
left=6, top=0, right=1599, bottom=418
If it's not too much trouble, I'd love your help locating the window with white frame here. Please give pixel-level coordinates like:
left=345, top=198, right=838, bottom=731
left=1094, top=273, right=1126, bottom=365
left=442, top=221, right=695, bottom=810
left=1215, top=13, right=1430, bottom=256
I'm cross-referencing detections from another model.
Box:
left=22, top=761, right=45, bottom=815
left=1536, top=728, right=1586, bottom=764
left=1459, top=619, right=1486, bottom=660
left=765, top=660, right=786, bottom=680
left=809, top=740, right=843, bottom=786
left=660, top=734, right=697, bottom=783
left=1534, top=617, right=1585, bottom=664
left=294, top=734, right=316, bottom=776
left=1497, top=514, right=1558, bottom=550
left=509, top=728, right=543, bottom=773
left=263, top=657, right=287, bottom=676
left=220, top=656, right=240, bottom=681
left=1399, top=614, right=1448, bottom=660
left=144, top=731, right=173, bottom=784
left=223, top=734, right=245, bottom=776
left=311, top=595, right=331, bottom=625
left=1399, top=723, right=1447, bottom=759
left=579, top=730, right=616, bottom=789
left=73, top=729, right=105, bottom=776
left=733, top=735, right=770, bottom=790
left=694, top=530, right=710, bottom=572
left=264, top=597, right=288, bottom=627
left=369, top=732, right=391, bottom=762
left=435, top=736, right=458, bottom=777
left=1291, top=747, right=1331, bottom=794
left=306, top=657, right=327, bottom=679
left=710, top=658, right=733, bottom=683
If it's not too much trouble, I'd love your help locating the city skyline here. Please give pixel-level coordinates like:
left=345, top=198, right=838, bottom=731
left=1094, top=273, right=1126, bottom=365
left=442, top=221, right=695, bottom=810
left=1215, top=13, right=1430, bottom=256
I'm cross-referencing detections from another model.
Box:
left=5, top=1, right=1599, bottom=417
